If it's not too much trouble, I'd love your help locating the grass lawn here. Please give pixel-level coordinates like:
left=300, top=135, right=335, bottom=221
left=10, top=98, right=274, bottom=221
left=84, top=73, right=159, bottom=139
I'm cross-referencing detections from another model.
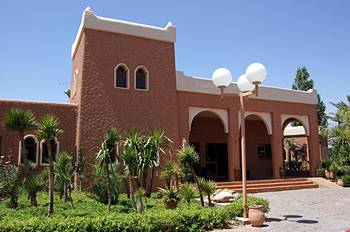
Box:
left=0, top=192, right=269, bottom=232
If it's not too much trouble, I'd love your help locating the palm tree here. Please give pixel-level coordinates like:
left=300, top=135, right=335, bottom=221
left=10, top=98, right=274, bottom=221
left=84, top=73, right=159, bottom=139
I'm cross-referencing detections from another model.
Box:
left=3, top=108, right=36, bottom=179
left=144, top=129, right=172, bottom=197
left=24, top=162, right=48, bottom=207
left=121, top=129, right=141, bottom=207
left=177, top=139, right=205, bottom=206
left=161, top=161, right=177, bottom=189
left=36, top=114, right=63, bottom=216
left=199, top=178, right=216, bottom=206
left=55, top=152, right=74, bottom=206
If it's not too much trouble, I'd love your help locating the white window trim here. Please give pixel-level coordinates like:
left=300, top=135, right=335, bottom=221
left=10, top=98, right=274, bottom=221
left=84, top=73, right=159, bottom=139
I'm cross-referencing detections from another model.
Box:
left=39, top=137, right=60, bottom=165
left=18, top=135, right=39, bottom=166
left=72, top=69, right=78, bottom=97
left=114, top=63, right=130, bottom=89
left=134, top=65, right=149, bottom=91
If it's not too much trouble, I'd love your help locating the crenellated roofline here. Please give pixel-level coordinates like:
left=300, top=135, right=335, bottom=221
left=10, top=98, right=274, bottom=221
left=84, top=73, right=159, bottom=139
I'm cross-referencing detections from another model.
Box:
left=71, top=7, right=176, bottom=59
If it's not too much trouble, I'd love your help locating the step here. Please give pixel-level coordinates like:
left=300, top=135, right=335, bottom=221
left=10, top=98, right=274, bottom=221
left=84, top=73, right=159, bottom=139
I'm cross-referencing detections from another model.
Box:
left=232, top=183, right=319, bottom=193
left=216, top=180, right=315, bottom=189
left=216, top=178, right=309, bottom=186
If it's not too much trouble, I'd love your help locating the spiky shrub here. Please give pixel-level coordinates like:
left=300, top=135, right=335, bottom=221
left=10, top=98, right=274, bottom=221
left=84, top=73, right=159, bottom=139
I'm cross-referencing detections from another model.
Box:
left=36, top=114, right=63, bottom=216
left=54, top=152, right=74, bottom=206
left=24, top=162, right=48, bottom=207
left=161, top=161, right=177, bottom=189
left=3, top=108, right=36, bottom=179
left=179, top=182, right=198, bottom=204
left=198, top=178, right=217, bottom=206
left=0, top=160, right=22, bottom=208
left=134, top=187, right=145, bottom=213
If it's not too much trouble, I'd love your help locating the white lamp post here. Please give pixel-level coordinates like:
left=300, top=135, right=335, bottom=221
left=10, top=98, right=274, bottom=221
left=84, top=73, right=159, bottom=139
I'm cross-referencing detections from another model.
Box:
left=211, top=63, right=267, bottom=219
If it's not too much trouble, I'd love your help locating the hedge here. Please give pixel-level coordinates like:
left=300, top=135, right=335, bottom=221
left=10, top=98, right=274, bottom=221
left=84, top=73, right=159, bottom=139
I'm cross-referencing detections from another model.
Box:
left=0, top=192, right=269, bottom=232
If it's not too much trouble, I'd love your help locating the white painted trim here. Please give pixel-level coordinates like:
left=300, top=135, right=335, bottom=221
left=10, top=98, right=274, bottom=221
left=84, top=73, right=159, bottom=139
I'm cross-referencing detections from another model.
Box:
left=281, top=114, right=310, bottom=136
left=72, top=69, right=78, bottom=97
left=71, top=7, right=176, bottom=59
left=176, top=71, right=318, bottom=105
left=114, top=63, right=130, bottom=89
left=188, top=107, right=229, bottom=133
left=39, top=138, right=60, bottom=165
left=18, top=135, right=39, bottom=166
left=284, top=126, right=306, bottom=137
left=238, top=111, right=273, bottom=135
left=134, top=65, right=149, bottom=91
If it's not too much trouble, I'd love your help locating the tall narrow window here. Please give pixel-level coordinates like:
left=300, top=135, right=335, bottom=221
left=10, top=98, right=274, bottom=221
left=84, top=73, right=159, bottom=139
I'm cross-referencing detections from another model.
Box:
left=19, top=136, right=39, bottom=165
left=114, top=64, right=129, bottom=88
left=135, top=66, right=149, bottom=90
left=40, top=138, right=59, bottom=165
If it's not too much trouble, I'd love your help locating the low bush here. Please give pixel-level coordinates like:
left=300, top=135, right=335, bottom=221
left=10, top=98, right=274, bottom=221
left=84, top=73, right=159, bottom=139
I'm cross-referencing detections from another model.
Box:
left=315, top=168, right=325, bottom=177
left=342, top=175, right=350, bottom=187
left=0, top=192, right=269, bottom=232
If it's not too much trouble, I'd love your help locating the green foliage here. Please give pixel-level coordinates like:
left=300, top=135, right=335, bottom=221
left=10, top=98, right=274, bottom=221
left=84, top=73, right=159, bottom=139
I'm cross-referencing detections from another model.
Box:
left=36, top=114, right=63, bottom=141
left=0, top=160, right=22, bottom=208
left=321, top=159, right=332, bottom=170
left=161, top=161, right=177, bottom=189
left=198, top=179, right=216, bottom=206
left=0, top=192, right=269, bottom=232
left=24, top=164, right=48, bottom=207
left=342, top=175, right=350, bottom=187
left=315, top=168, right=325, bottom=177
left=158, top=186, right=178, bottom=202
left=291, top=66, right=328, bottom=127
left=134, top=188, right=145, bottom=213
left=91, top=176, right=120, bottom=205
left=64, top=89, right=71, bottom=98
left=54, top=152, right=74, bottom=205
left=177, top=140, right=199, bottom=170
left=3, top=108, right=36, bottom=133
left=179, top=183, right=198, bottom=204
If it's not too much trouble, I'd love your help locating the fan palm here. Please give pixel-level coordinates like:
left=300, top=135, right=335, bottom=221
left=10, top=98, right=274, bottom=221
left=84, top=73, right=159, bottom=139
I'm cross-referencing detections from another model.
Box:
left=198, top=178, right=216, bottom=206
left=3, top=108, right=36, bottom=179
left=36, top=114, right=63, bottom=216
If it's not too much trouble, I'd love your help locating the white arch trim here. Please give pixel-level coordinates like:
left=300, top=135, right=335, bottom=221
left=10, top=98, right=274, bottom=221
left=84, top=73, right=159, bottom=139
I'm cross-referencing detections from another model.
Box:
left=281, top=114, right=310, bottom=136
left=188, top=107, right=229, bottom=133
left=18, top=134, right=39, bottom=165
left=134, top=65, right=149, bottom=91
left=39, top=137, right=60, bottom=165
left=238, top=111, right=273, bottom=135
left=114, top=63, right=130, bottom=89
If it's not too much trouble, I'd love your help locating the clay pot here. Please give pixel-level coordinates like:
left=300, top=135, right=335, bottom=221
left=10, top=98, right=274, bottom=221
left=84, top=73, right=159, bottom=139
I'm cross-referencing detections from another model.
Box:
left=164, top=199, right=177, bottom=209
left=337, top=179, right=344, bottom=187
left=249, top=205, right=265, bottom=227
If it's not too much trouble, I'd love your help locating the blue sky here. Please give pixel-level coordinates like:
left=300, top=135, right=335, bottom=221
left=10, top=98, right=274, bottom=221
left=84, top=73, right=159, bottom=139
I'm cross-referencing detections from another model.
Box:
left=1, top=1, right=349, bottom=114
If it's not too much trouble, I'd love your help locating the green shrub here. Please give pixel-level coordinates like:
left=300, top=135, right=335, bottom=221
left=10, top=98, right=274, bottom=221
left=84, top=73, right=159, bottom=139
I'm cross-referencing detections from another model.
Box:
left=321, top=159, right=332, bottom=170
left=0, top=192, right=269, bottom=232
left=316, top=168, right=325, bottom=177
left=342, top=175, right=350, bottom=187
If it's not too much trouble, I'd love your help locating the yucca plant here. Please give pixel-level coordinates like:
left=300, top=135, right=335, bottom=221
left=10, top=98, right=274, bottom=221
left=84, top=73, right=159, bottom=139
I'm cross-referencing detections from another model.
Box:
left=36, top=114, right=63, bottom=216
left=134, top=187, right=145, bottom=213
left=161, top=161, right=177, bottom=189
left=55, top=152, right=74, bottom=206
left=158, top=186, right=179, bottom=209
left=24, top=162, right=48, bottom=207
left=3, top=108, right=36, bottom=179
left=179, top=182, right=197, bottom=204
left=199, top=178, right=216, bottom=206
left=0, top=159, right=22, bottom=208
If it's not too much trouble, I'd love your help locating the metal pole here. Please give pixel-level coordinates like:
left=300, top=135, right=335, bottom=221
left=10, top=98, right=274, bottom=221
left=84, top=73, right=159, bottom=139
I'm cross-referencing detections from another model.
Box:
left=240, top=94, right=248, bottom=218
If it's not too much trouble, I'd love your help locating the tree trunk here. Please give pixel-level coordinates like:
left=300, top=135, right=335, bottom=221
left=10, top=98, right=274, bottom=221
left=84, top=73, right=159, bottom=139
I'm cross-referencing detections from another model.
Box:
left=124, top=179, right=130, bottom=198
left=146, top=168, right=155, bottom=197
left=30, top=192, right=38, bottom=207
left=106, top=163, right=112, bottom=211
left=208, top=194, right=212, bottom=207
left=142, top=168, right=148, bottom=190
left=47, top=142, right=54, bottom=216
left=194, top=174, right=204, bottom=207
left=63, top=182, right=68, bottom=203
left=128, top=173, right=135, bottom=207
left=19, top=133, right=29, bottom=181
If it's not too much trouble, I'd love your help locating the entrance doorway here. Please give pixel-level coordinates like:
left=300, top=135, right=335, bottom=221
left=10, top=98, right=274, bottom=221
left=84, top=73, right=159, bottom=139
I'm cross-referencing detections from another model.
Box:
left=189, top=111, right=228, bottom=181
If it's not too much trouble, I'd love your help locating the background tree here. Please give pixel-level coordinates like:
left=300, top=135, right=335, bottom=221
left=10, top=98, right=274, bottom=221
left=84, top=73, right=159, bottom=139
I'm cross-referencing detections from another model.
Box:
left=36, top=114, right=63, bottom=216
left=292, top=66, right=328, bottom=127
left=3, top=108, right=36, bottom=179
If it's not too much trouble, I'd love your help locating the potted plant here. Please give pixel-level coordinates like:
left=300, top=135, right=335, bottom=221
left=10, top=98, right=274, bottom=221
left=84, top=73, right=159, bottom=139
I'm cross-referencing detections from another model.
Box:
left=321, top=159, right=331, bottom=178
left=158, top=186, right=179, bottom=209
left=329, top=162, right=340, bottom=181
left=249, top=205, right=265, bottom=227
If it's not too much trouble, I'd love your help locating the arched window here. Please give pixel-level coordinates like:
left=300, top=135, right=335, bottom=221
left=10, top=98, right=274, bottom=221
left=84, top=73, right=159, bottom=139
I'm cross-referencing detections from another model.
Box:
left=18, top=135, right=39, bottom=165
left=40, top=138, right=59, bottom=165
left=135, top=66, right=149, bottom=90
left=114, top=64, right=129, bottom=89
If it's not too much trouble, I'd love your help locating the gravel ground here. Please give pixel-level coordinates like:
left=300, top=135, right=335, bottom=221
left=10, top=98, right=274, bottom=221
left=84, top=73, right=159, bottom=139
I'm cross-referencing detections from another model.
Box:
left=216, top=187, right=350, bottom=232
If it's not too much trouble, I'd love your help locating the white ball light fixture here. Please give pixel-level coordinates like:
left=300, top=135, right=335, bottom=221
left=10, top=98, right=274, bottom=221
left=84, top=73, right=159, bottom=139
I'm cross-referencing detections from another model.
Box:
left=211, top=68, right=232, bottom=88
left=245, top=63, right=267, bottom=84
left=237, top=74, right=255, bottom=93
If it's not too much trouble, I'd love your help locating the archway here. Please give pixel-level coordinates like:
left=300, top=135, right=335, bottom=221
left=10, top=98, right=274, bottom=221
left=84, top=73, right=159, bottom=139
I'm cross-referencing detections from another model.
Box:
left=19, top=135, right=39, bottom=165
left=282, top=119, right=310, bottom=177
left=244, top=114, right=273, bottom=180
left=189, top=111, right=228, bottom=181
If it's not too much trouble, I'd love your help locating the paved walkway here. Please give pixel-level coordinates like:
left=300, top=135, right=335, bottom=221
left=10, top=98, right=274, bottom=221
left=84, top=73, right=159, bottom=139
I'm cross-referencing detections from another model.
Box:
left=218, top=187, right=350, bottom=232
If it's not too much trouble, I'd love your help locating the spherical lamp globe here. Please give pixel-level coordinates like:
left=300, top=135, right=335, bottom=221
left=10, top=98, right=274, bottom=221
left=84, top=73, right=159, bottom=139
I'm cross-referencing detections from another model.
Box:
left=245, top=63, right=267, bottom=84
left=212, top=68, right=232, bottom=88
left=237, top=74, right=255, bottom=93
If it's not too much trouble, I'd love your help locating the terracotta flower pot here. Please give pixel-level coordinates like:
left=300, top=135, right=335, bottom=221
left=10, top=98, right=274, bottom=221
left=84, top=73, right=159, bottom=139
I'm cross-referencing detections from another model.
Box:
left=164, top=199, right=177, bottom=209
left=249, top=205, right=265, bottom=227
left=337, top=179, right=344, bottom=187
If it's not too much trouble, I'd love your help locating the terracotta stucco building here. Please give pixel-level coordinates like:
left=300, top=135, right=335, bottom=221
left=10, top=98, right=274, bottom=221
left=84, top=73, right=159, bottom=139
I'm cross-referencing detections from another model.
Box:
left=0, top=8, right=320, bottom=182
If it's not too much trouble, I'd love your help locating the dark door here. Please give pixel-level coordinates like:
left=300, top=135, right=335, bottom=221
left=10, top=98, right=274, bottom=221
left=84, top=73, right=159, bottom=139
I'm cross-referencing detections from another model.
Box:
left=205, top=143, right=228, bottom=181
